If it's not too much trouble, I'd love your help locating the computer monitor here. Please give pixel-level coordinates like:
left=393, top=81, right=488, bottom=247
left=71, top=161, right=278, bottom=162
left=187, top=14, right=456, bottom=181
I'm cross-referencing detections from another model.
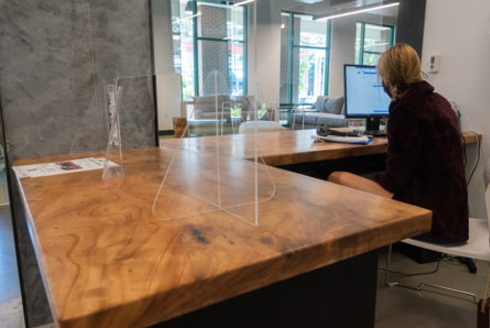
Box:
left=344, top=64, right=391, bottom=134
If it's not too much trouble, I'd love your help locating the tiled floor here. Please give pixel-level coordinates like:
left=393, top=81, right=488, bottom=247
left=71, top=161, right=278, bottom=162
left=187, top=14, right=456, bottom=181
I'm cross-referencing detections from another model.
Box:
left=376, top=247, right=490, bottom=328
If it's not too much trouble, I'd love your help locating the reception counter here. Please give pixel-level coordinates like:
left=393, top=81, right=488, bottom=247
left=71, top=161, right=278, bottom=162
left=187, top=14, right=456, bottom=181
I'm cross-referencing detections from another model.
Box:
left=14, top=130, right=437, bottom=328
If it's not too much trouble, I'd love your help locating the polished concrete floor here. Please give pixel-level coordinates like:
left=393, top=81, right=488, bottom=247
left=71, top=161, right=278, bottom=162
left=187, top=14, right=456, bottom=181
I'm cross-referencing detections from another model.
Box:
left=375, top=247, right=490, bottom=328
left=1, top=200, right=488, bottom=328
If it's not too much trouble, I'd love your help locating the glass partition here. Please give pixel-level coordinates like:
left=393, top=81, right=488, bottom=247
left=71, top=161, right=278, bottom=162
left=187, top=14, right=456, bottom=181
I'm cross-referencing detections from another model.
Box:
left=274, top=0, right=398, bottom=130
left=9, top=0, right=398, bottom=226
left=99, top=71, right=277, bottom=226
left=101, top=0, right=281, bottom=227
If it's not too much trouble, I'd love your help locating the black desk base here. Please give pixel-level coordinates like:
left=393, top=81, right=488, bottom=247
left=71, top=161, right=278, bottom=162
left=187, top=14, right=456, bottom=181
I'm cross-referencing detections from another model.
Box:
left=277, top=154, right=387, bottom=181
left=153, top=250, right=379, bottom=328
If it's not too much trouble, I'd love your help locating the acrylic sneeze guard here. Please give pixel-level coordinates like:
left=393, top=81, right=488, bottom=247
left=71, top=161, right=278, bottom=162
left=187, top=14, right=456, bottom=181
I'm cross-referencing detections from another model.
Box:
left=102, top=68, right=277, bottom=227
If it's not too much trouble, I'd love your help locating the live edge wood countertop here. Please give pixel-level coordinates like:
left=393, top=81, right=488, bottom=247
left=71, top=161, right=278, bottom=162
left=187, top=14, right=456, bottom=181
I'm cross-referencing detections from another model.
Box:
left=161, top=129, right=480, bottom=166
left=15, top=133, right=435, bottom=328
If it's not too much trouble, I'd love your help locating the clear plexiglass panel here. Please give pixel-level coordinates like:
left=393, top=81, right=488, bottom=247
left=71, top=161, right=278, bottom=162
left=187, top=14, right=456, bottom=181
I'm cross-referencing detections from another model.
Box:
left=154, top=69, right=277, bottom=226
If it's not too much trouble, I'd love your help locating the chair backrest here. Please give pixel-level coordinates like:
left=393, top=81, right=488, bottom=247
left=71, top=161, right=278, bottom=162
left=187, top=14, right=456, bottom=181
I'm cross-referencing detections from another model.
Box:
left=324, top=96, right=344, bottom=114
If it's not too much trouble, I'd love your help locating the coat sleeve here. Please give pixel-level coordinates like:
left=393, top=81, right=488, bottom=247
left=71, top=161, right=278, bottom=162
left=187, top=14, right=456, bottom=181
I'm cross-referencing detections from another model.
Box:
left=373, top=106, right=424, bottom=193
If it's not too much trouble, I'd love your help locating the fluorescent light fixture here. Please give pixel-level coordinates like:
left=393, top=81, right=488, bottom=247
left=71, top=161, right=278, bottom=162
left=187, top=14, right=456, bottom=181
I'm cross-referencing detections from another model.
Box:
left=233, top=0, right=254, bottom=7
left=316, top=2, right=399, bottom=21
left=175, top=12, right=201, bottom=24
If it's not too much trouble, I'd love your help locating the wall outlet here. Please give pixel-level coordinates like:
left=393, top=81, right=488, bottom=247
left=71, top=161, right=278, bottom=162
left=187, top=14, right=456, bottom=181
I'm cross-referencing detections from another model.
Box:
left=428, top=55, right=440, bottom=73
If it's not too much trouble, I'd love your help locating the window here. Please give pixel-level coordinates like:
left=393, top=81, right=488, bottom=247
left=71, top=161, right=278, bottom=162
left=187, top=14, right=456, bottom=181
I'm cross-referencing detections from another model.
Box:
left=355, top=22, right=394, bottom=66
left=171, top=0, right=247, bottom=99
left=280, top=13, right=331, bottom=106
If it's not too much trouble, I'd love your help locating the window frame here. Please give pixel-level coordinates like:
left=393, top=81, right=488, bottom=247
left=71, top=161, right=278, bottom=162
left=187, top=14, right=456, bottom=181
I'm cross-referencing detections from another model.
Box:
left=356, top=22, right=395, bottom=66
left=281, top=12, right=332, bottom=109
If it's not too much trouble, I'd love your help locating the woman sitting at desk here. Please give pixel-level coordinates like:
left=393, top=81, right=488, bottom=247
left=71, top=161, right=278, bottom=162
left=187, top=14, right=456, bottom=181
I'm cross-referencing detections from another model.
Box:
left=329, top=44, right=468, bottom=243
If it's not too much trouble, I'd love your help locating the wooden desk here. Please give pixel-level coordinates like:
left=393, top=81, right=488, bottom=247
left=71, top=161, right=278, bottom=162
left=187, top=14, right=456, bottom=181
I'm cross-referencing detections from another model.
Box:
left=15, top=136, right=435, bottom=327
left=161, top=129, right=479, bottom=166
left=16, top=129, right=480, bottom=327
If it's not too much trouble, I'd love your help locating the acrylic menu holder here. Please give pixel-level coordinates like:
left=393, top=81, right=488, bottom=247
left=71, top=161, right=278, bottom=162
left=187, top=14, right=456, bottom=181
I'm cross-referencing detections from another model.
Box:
left=102, top=77, right=126, bottom=179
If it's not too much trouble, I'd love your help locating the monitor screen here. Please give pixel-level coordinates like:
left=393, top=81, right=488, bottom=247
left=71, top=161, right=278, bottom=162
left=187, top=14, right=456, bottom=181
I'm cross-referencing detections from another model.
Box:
left=344, top=65, right=391, bottom=118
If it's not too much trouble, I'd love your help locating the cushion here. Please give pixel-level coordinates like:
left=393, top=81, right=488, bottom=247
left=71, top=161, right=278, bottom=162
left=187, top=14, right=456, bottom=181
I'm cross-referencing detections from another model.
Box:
left=238, top=121, right=287, bottom=134
left=324, top=96, right=344, bottom=114
left=316, top=113, right=348, bottom=127
left=302, top=113, right=319, bottom=125
left=313, top=96, right=329, bottom=111
left=194, top=95, right=231, bottom=116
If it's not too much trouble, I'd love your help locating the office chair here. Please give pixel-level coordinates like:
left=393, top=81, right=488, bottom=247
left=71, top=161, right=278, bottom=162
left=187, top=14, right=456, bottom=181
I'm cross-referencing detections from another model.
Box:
left=385, top=163, right=490, bottom=318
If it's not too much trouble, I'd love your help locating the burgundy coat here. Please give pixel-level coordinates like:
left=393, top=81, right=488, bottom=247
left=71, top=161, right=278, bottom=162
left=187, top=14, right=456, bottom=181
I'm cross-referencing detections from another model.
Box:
left=374, top=81, right=469, bottom=243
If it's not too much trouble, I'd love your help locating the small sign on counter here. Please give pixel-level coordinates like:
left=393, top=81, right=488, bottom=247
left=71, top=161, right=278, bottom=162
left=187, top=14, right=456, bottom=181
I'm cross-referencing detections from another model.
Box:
left=13, top=158, right=118, bottom=178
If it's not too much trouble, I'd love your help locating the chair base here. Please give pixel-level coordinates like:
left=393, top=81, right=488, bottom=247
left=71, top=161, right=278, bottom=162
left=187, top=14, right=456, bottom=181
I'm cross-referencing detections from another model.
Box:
left=385, top=245, right=478, bottom=304
left=387, top=281, right=478, bottom=303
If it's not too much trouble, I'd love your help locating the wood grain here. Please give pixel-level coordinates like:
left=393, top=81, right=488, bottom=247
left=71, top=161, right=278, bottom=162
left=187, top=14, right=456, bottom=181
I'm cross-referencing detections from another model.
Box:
left=16, top=146, right=432, bottom=328
left=161, top=129, right=480, bottom=166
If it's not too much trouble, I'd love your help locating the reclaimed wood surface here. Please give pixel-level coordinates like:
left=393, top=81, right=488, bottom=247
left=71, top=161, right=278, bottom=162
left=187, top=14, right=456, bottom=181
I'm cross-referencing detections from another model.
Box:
left=161, top=129, right=480, bottom=166
left=16, top=146, right=432, bottom=328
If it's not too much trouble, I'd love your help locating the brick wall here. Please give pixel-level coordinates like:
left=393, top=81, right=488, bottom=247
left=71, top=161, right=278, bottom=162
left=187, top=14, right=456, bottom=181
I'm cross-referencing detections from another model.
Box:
left=198, top=4, right=231, bottom=96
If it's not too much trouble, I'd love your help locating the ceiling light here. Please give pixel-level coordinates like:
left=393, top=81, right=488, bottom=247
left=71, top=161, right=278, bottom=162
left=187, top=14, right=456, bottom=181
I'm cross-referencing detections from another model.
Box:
left=315, top=2, right=399, bottom=21
left=233, top=0, right=254, bottom=7
left=175, top=11, right=201, bottom=24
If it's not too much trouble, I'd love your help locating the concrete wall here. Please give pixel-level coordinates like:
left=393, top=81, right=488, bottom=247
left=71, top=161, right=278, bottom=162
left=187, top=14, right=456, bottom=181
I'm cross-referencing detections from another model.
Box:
left=0, top=1, right=156, bottom=326
left=422, top=0, right=490, bottom=218
left=0, top=1, right=156, bottom=160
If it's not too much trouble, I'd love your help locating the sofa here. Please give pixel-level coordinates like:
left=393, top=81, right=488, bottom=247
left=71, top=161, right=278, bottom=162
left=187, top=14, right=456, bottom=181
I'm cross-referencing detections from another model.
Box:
left=290, top=96, right=348, bottom=130
left=188, top=95, right=278, bottom=122
left=182, top=95, right=285, bottom=135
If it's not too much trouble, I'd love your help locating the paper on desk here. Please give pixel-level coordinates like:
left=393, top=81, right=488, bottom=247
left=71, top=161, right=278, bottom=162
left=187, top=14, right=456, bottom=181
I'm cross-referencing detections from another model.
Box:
left=311, top=134, right=372, bottom=145
left=13, top=158, right=119, bottom=178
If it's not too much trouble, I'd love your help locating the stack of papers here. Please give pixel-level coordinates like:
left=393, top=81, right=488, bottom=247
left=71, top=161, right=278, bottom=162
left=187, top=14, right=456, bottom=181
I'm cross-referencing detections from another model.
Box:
left=311, top=134, right=372, bottom=145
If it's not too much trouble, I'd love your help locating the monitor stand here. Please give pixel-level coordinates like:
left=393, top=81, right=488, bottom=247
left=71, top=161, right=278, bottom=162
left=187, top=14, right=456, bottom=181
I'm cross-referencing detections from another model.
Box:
left=364, top=117, right=386, bottom=137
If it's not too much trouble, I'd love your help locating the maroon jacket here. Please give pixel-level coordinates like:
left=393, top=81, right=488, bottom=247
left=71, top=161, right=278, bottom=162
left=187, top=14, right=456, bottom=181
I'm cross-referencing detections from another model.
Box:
left=374, top=81, right=469, bottom=243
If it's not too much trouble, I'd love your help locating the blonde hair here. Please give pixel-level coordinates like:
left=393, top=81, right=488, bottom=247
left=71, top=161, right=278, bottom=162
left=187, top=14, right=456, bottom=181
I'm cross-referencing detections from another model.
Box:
left=377, top=43, right=423, bottom=98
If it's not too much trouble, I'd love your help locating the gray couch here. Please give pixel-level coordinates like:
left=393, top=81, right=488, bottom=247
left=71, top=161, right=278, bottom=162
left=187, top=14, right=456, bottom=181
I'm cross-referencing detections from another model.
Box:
left=189, top=95, right=277, bottom=122
left=291, top=96, right=348, bottom=130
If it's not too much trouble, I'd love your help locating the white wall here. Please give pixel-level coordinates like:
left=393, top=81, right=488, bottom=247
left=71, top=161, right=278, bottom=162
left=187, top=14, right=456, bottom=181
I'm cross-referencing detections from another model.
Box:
left=152, top=0, right=181, bottom=131
left=422, top=0, right=490, bottom=218
left=247, top=1, right=283, bottom=106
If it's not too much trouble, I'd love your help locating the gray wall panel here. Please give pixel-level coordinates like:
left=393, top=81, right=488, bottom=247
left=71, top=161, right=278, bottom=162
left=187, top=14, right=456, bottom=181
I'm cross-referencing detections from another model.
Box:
left=0, top=1, right=156, bottom=326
